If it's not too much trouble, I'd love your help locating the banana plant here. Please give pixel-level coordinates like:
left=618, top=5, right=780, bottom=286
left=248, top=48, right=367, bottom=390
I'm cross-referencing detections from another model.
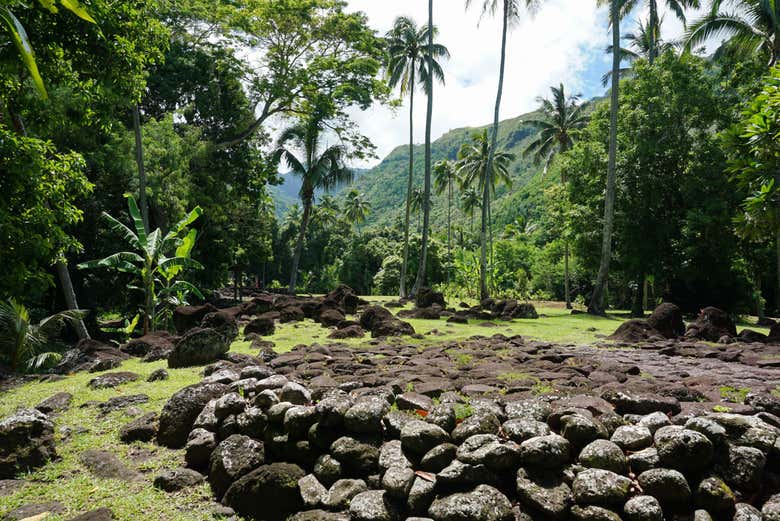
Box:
left=79, top=195, right=204, bottom=335
left=1, top=0, right=96, bottom=99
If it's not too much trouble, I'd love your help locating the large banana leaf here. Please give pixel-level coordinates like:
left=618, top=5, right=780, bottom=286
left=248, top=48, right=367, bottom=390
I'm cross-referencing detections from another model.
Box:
left=163, top=206, right=203, bottom=248
left=157, top=256, right=204, bottom=273
left=126, top=195, right=148, bottom=247
left=145, top=228, right=162, bottom=262
left=163, top=229, right=197, bottom=279
left=161, top=280, right=204, bottom=300
left=78, top=252, right=143, bottom=273
left=59, top=0, right=96, bottom=23
left=101, top=211, right=141, bottom=249
left=0, top=7, right=47, bottom=98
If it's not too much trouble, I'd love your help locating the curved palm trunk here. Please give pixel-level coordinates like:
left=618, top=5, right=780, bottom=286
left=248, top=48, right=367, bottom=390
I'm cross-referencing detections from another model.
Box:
left=589, top=0, right=621, bottom=315
left=400, top=68, right=416, bottom=299
left=413, top=0, right=435, bottom=296
left=481, top=0, right=509, bottom=301
left=289, top=189, right=313, bottom=294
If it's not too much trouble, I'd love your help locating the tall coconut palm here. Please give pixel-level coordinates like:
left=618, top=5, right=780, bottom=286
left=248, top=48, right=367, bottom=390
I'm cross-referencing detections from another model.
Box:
left=460, top=188, right=482, bottom=234
left=457, top=130, right=515, bottom=294
left=523, top=83, right=589, bottom=308
left=465, top=0, right=540, bottom=300
left=386, top=16, right=449, bottom=298
left=591, top=0, right=624, bottom=315
left=410, top=187, right=426, bottom=232
left=273, top=112, right=353, bottom=294
left=621, top=0, right=699, bottom=63
left=434, top=159, right=460, bottom=275
left=686, top=0, right=780, bottom=66
left=412, top=0, right=443, bottom=295
left=602, top=17, right=676, bottom=85
left=344, top=189, right=372, bottom=231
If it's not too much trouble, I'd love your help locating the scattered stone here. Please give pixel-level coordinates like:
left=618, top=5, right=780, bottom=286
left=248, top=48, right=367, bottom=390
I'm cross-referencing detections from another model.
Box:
left=168, top=327, right=231, bottom=368
left=79, top=449, right=140, bottom=481
left=119, top=412, right=158, bottom=443
left=147, top=368, right=169, bottom=382
left=88, top=371, right=139, bottom=389
left=153, top=468, right=205, bottom=492
left=0, top=409, right=56, bottom=479
left=35, top=392, right=73, bottom=414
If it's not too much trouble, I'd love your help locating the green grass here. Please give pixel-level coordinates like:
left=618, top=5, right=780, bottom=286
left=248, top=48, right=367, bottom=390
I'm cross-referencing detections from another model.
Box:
left=0, top=299, right=628, bottom=519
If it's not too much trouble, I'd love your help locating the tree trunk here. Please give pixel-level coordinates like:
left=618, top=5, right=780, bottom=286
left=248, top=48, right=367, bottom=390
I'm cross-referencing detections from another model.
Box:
left=447, top=180, right=452, bottom=284
left=481, top=0, right=509, bottom=301
left=648, top=0, right=658, bottom=64
left=55, top=261, right=90, bottom=340
left=631, top=273, right=645, bottom=317
left=400, top=69, right=416, bottom=299
left=289, top=193, right=313, bottom=294
left=756, top=274, right=766, bottom=320
left=589, top=0, right=621, bottom=315
left=133, top=105, right=149, bottom=233
left=564, top=241, right=572, bottom=309
left=413, top=0, right=434, bottom=296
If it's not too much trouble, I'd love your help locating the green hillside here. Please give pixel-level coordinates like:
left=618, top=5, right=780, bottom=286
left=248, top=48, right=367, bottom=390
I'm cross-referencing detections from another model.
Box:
left=350, top=110, right=558, bottom=232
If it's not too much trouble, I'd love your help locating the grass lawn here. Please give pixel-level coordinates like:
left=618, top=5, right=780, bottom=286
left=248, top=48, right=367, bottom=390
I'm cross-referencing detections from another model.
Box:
left=0, top=298, right=769, bottom=520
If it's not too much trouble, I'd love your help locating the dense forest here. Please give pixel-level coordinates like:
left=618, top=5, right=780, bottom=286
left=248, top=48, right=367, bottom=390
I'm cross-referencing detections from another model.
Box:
left=2, top=0, right=779, bottom=337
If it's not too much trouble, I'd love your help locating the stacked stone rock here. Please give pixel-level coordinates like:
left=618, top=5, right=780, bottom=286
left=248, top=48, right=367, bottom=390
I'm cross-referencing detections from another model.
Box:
left=157, top=363, right=780, bottom=521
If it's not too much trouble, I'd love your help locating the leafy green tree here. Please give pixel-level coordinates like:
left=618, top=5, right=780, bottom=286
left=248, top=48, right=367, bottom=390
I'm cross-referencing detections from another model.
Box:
left=465, top=0, right=540, bottom=300
left=524, top=83, right=589, bottom=308
left=386, top=15, right=449, bottom=297
left=79, top=196, right=203, bottom=334
left=0, top=299, right=85, bottom=373
left=460, top=187, right=482, bottom=234
left=273, top=109, right=353, bottom=293
left=686, top=0, right=780, bottom=66
left=344, top=189, right=372, bottom=231
left=726, top=65, right=780, bottom=302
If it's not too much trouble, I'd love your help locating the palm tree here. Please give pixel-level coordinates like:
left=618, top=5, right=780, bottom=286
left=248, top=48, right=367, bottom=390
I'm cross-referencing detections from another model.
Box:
left=602, top=18, right=675, bottom=85
left=0, top=299, right=86, bottom=373
left=344, top=189, right=372, bottom=231
left=686, top=0, right=780, bottom=66
left=465, top=0, right=540, bottom=300
left=315, top=195, right=340, bottom=229
left=410, top=187, right=426, bottom=232
left=523, top=83, right=589, bottom=308
left=621, top=0, right=699, bottom=63
left=386, top=16, right=449, bottom=298
left=591, top=0, right=623, bottom=315
left=413, top=0, right=443, bottom=295
left=457, top=130, right=515, bottom=297
left=284, top=204, right=302, bottom=230
left=273, top=111, right=353, bottom=294
left=434, top=159, right=460, bottom=275
left=460, top=188, right=482, bottom=235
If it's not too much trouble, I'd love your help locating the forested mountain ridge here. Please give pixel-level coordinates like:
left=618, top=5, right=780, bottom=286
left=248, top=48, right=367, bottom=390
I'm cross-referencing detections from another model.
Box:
left=338, top=109, right=558, bottom=231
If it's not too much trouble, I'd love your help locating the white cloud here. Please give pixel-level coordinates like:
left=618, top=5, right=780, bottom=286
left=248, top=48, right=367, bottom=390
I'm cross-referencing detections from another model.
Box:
left=347, top=0, right=609, bottom=167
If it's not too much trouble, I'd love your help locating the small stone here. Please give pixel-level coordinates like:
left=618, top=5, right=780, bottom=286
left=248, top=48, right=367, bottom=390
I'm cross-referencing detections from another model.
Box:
left=611, top=425, right=653, bottom=451
left=153, top=468, right=204, bottom=492
left=515, top=468, right=573, bottom=519
left=401, top=420, right=450, bottom=455
left=382, top=466, right=415, bottom=499
left=654, top=427, right=713, bottom=473
left=323, top=479, right=368, bottom=510
left=518, top=434, right=571, bottom=468
left=349, top=490, right=402, bottom=521
left=428, top=485, right=513, bottom=521
left=695, top=476, right=735, bottom=514
left=637, top=468, right=691, bottom=504
left=147, top=368, right=169, bottom=382
left=502, top=418, right=551, bottom=443
left=623, top=495, right=663, bottom=521
left=299, top=474, right=328, bottom=508
left=280, top=382, right=312, bottom=405
left=572, top=468, right=631, bottom=506
left=579, top=440, right=627, bottom=474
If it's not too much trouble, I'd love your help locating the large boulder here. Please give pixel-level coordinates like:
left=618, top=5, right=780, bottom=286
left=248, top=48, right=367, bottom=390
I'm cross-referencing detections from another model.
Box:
left=244, top=314, right=276, bottom=337
left=359, top=306, right=415, bottom=338
left=608, top=320, right=663, bottom=343
left=324, top=285, right=363, bottom=314
left=0, top=409, right=56, bottom=478
left=157, top=382, right=228, bottom=448
left=52, top=338, right=130, bottom=374
left=208, top=434, right=265, bottom=499
left=167, top=327, right=231, bottom=369
left=685, top=307, right=737, bottom=342
left=646, top=303, right=685, bottom=339
left=416, top=287, right=446, bottom=309
left=201, top=311, right=239, bottom=343
left=173, top=303, right=218, bottom=334
left=222, top=463, right=306, bottom=521
left=121, top=331, right=177, bottom=358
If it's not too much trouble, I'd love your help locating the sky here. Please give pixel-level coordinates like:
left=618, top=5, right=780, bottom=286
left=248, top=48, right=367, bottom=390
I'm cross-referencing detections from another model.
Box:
left=344, top=0, right=709, bottom=168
